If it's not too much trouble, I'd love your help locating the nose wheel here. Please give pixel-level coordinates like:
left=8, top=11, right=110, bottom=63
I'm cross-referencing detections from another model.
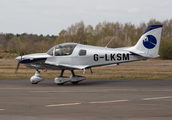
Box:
left=30, top=70, right=44, bottom=84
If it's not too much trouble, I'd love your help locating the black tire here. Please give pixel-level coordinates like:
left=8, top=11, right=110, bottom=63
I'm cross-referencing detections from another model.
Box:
left=71, top=82, right=78, bottom=84
left=57, top=83, right=64, bottom=85
left=31, top=82, right=38, bottom=84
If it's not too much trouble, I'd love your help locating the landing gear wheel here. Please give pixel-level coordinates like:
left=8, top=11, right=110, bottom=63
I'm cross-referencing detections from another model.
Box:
left=31, top=82, right=38, bottom=84
left=71, top=82, right=78, bottom=84
left=30, top=70, right=44, bottom=84
left=57, top=83, right=64, bottom=85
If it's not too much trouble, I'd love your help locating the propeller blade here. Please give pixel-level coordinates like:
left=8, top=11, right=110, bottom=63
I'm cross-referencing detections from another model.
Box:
left=15, top=51, right=23, bottom=73
left=15, top=61, right=20, bottom=74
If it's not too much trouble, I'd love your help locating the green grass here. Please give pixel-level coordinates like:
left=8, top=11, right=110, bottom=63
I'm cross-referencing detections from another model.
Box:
left=1, top=59, right=172, bottom=80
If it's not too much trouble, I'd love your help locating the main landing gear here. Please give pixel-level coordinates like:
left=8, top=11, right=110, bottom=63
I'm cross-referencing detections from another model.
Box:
left=54, top=70, right=86, bottom=85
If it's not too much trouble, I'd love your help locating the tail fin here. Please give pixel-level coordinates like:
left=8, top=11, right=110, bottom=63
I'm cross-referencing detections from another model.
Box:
left=128, top=25, right=162, bottom=58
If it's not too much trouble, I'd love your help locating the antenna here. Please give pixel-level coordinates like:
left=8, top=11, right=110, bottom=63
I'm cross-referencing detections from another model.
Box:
left=105, top=36, right=114, bottom=48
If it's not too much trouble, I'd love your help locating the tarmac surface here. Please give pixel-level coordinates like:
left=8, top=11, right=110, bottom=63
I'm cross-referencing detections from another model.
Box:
left=0, top=79, right=172, bottom=120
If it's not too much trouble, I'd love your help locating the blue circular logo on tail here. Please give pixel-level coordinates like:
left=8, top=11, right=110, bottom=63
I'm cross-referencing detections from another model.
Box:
left=143, top=35, right=157, bottom=49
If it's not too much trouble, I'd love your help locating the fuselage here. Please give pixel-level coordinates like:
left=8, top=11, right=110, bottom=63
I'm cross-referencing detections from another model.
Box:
left=16, top=43, right=145, bottom=70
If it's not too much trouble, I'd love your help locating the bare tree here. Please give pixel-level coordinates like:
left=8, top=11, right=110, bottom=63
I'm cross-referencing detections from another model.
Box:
left=59, top=29, right=67, bottom=43
left=76, top=21, right=85, bottom=44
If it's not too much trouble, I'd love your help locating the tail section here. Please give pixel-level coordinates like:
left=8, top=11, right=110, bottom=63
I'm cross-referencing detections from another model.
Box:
left=128, top=25, right=163, bottom=58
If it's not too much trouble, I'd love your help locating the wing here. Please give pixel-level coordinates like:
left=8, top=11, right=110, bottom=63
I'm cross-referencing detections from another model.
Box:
left=45, top=61, right=89, bottom=70
left=20, top=57, right=89, bottom=70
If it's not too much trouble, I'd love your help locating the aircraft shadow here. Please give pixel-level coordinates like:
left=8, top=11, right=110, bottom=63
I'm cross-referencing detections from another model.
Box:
left=38, top=79, right=127, bottom=87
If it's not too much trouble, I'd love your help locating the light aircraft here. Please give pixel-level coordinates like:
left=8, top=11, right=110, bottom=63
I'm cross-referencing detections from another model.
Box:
left=15, top=25, right=162, bottom=85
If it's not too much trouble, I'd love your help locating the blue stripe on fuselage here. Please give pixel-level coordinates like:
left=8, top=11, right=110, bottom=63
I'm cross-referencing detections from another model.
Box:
left=20, top=58, right=47, bottom=63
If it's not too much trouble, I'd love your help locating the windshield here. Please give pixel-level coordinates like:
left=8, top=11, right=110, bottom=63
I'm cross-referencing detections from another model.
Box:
left=47, top=47, right=54, bottom=56
left=47, top=43, right=77, bottom=56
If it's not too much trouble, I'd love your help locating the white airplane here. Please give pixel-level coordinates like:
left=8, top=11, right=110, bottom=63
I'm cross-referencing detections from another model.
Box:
left=15, top=25, right=162, bottom=85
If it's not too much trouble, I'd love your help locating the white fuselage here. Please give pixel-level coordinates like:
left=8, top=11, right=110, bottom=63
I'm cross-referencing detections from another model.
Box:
left=16, top=43, right=145, bottom=70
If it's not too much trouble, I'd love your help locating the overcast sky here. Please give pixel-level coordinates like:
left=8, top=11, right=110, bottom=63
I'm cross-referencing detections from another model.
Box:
left=1, top=0, right=172, bottom=36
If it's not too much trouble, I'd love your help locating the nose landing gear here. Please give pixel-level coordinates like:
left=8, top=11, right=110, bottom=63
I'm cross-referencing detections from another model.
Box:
left=30, top=70, right=44, bottom=84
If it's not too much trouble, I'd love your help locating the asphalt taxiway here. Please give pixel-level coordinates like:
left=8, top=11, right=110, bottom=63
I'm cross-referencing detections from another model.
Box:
left=0, top=79, right=172, bottom=120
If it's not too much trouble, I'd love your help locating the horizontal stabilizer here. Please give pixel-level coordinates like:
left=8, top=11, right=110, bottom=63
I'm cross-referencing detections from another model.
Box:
left=129, top=51, right=151, bottom=58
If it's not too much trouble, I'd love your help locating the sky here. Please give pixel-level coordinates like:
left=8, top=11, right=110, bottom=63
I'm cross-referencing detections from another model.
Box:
left=0, top=0, right=172, bottom=36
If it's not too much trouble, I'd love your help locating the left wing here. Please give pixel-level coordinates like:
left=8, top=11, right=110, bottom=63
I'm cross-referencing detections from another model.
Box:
left=45, top=60, right=89, bottom=70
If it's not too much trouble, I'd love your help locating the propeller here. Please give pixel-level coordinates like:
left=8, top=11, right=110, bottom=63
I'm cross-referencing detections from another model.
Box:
left=15, top=53, right=22, bottom=73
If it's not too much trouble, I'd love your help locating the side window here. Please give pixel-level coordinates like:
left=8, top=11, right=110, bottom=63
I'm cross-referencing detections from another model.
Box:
left=55, top=46, right=73, bottom=56
left=79, top=49, right=87, bottom=56
left=48, top=43, right=77, bottom=56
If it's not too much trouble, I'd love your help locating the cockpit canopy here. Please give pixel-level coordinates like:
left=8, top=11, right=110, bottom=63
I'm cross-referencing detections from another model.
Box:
left=47, top=43, right=77, bottom=56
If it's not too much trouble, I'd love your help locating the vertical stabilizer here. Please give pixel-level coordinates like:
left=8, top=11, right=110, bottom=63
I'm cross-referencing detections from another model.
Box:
left=128, top=25, right=162, bottom=58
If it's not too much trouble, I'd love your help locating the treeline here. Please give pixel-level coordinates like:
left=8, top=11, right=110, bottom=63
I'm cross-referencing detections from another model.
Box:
left=1, top=18, right=172, bottom=59
left=0, top=33, right=58, bottom=54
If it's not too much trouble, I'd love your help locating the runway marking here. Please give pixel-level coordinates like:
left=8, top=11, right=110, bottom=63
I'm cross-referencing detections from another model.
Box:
left=45, top=103, right=81, bottom=107
left=142, top=96, right=172, bottom=101
left=89, top=100, right=129, bottom=104
left=45, top=100, right=129, bottom=107
left=45, top=96, right=172, bottom=108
